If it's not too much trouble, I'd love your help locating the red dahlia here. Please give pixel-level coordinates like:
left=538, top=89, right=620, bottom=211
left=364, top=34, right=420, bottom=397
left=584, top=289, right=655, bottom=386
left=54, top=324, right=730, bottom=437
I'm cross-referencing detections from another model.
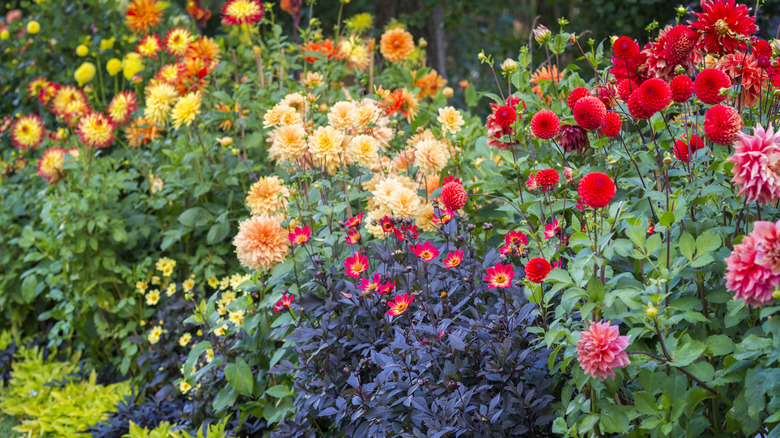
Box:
left=637, top=78, right=672, bottom=113
left=690, top=0, right=757, bottom=57
left=578, top=172, right=616, bottom=209
left=567, top=87, right=591, bottom=110
left=752, top=39, right=772, bottom=58
left=663, top=24, right=698, bottom=65
left=573, top=96, right=606, bottom=130
left=693, top=68, right=730, bottom=105
left=530, top=110, right=560, bottom=139
left=556, top=125, right=590, bottom=153
left=627, top=92, right=654, bottom=120
left=525, top=258, right=552, bottom=283
left=704, top=104, right=743, bottom=145
left=673, top=133, right=705, bottom=162
left=441, top=182, right=467, bottom=211
left=535, top=169, right=559, bottom=189
left=593, top=85, right=615, bottom=110
left=670, top=75, right=694, bottom=103
left=617, top=80, right=638, bottom=101
left=612, top=36, right=639, bottom=60
left=492, top=105, right=517, bottom=128
left=600, top=112, right=622, bottom=137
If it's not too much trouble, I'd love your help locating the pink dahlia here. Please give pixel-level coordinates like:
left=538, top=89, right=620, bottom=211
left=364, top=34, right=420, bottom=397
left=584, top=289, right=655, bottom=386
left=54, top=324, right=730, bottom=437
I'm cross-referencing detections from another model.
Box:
left=726, top=124, right=780, bottom=204
left=725, top=231, right=780, bottom=307
left=576, top=321, right=631, bottom=380
left=753, top=220, right=780, bottom=274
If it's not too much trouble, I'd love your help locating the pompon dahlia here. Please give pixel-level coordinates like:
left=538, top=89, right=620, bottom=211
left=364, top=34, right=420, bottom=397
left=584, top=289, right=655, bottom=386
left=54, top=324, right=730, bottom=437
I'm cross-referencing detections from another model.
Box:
left=663, top=24, right=698, bottom=65
left=576, top=321, right=631, bottom=380
left=726, top=124, right=780, bottom=204
left=525, top=257, right=551, bottom=283
left=617, top=79, right=638, bottom=101
left=567, top=87, right=591, bottom=110
left=77, top=112, right=115, bottom=148
left=636, top=78, right=671, bottom=113
left=441, top=181, right=467, bottom=211
left=673, top=133, right=705, bottom=162
left=704, top=104, right=743, bottom=145
left=37, top=147, right=66, bottom=184
left=600, top=112, right=622, bottom=137
left=578, top=172, right=615, bottom=209
left=573, top=96, right=606, bottom=130
left=11, top=114, right=45, bottom=150
left=556, top=124, right=590, bottom=153
left=725, top=230, right=780, bottom=307
left=379, top=28, right=414, bottom=63
left=612, top=36, right=639, bottom=60
left=530, top=110, right=560, bottom=139
left=492, top=105, right=516, bottom=128
left=690, top=0, right=757, bottom=56
left=535, top=169, right=559, bottom=189
left=670, top=75, right=694, bottom=103
left=716, top=52, right=768, bottom=108
left=107, top=90, right=137, bottom=126
left=125, top=0, right=164, bottom=34
left=233, top=215, right=290, bottom=271
left=627, top=92, right=654, bottom=120
left=221, top=0, right=264, bottom=26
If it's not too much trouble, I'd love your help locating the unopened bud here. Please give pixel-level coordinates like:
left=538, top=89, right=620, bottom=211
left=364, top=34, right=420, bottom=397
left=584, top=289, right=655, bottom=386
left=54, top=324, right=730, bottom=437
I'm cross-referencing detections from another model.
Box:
left=418, top=38, right=427, bottom=48
left=442, top=87, right=454, bottom=98
left=501, top=58, right=517, bottom=72
left=533, top=25, right=551, bottom=43
left=663, top=155, right=673, bottom=165
left=646, top=306, right=658, bottom=318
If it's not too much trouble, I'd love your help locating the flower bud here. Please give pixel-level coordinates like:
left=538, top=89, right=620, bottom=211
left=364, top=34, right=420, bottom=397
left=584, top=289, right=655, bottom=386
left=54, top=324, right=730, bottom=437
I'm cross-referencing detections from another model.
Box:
left=772, top=39, right=780, bottom=57
left=0, top=30, right=9, bottom=40
left=458, top=79, right=469, bottom=90
left=442, top=86, right=454, bottom=98
left=663, top=155, right=673, bottom=165
left=533, top=25, right=551, bottom=43
left=477, top=52, right=485, bottom=61
left=418, top=38, right=427, bottom=48
left=501, top=58, right=517, bottom=72
left=76, top=44, right=88, bottom=57
left=564, top=167, right=574, bottom=182
left=646, top=306, right=658, bottom=318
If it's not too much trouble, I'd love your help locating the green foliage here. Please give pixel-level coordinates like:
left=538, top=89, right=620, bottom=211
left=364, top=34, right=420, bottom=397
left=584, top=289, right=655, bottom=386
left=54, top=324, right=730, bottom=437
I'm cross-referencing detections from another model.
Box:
left=124, top=418, right=229, bottom=438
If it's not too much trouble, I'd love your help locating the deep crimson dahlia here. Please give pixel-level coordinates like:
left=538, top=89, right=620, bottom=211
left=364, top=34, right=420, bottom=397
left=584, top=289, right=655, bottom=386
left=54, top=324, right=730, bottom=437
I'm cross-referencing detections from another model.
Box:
left=690, top=0, right=757, bottom=56
left=753, top=39, right=772, bottom=58
left=637, top=78, right=672, bottom=113
left=441, top=182, right=467, bottom=211
left=612, top=36, right=640, bottom=60
left=627, top=92, right=654, bottom=120
left=530, top=110, right=560, bottom=139
left=670, top=75, right=694, bottom=103
left=492, top=105, right=516, bottom=128
left=578, top=172, right=616, bottom=209
left=525, top=257, right=552, bottom=283
left=567, top=87, right=591, bottom=110
left=693, top=68, right=730, bottom=105
left=600, top=112, right=622, bottom=137
left=556, top=124, right=590, bottom=153
left=617, top=80, right=638, bottom=102
left=535, top=169, right=559, bottom=189
left=573, top=97, right=606, bottom=130
left=663, top=24, right=698, bottom=65
left=704, top=104, right=743, bottom=145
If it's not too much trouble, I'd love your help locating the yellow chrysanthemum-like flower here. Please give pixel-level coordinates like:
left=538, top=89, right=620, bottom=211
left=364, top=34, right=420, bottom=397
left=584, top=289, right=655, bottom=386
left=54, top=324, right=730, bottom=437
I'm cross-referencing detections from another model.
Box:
left=178, top=380, right=192, bottom=394
left=222, top=0, right=265, bottom=26
left=437, top=106, right=465, bottom=135
left=11, top=115, right=45, bottom=150
left=328, top=101, right=358, bottom=131
left=137, top=34, right=162, bottom=59
left=166, top=283, right=176, bottom=296
left=100, top=37, right=116, bottom=52
left=178, top=333, right=192, bottom=347
left=246, top=176, right=290, bottom=216
left=214, top=324, right=227, bottom=337
left=106, top=58, right=123, bottom=76
left=144, top=81, right=178, bottom=126
left=280, top=92, right=308, bottom=115
left=146, top=289, right=161, bottom=305
left=165, top=27, right=192, bottom=57
left=148, top=325, right=164, bottom=344
left=155, top=63, right=179, bottom=84
left=136, top=281, right=148, bottom=293
left=107, top=90, right=137, bottom=126
left=338, top=37, right=371, bottom=71
left=208, top=277, right=219, bottom=288
left=270, top=124, right=308, bottom=162
left=77, top=112, right=115, bottom=149
left=37, top=147, right=66, bottom=184
left=263, top=104, right=301, bottom=128
left=354, top=99, right=380, bottom=128
left=415, top=202, right=437, bottom=232
left=380, top=27, right=414, bottom=63
left=229, top=309, right=245, bottom=326
left=302, top=71, right=324, bottom=88
left=171, top=91, right=202, bottom=129
left=388, top=187, right=421, bottom=219
left=414, top=139, right=448, bottom=176
left=126, top=0, right=165, bottom=34
left=205, top=348, right=215, bottom=363
left=122, top=53, right=145, bottom=80
left=219, top=277, right=230, bottom=290
left=233, top=215, right=290, bottom=271
left=308, top=125, right=346, bottom=163
left=350, top=135, right=379, bottom=168
left=156, top=257, right=176, bottom=271
left=345, top=13, right=374, bottom=35
left=74, top=62, right=96, bottom=86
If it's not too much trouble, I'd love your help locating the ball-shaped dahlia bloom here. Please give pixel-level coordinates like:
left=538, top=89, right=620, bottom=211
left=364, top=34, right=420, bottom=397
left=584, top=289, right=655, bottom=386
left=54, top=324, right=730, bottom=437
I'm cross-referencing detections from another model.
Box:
left=525, top=257, right=552, bottom=283
left=567, top=87, right=591, bottom=110
left=627, top=92, right=654, bottom=120
left=704, top=104, right=743, bottom=145
left=441, top=181, right=467, bottom=211
left=617, top=80, right=637, bottom=102
left=600, top=112, right=622, bottom=137
left=662, top=24, right=697, bottom=65
left=726, top=124, right=780, bottom=204
left=636, top=78, right=671, bottom=113
left=670, top=75, right=694, bottom=103
left=612, top=36, right=639, bottom=60
left=530, top=110, right=560, bottom=139
left=694, top=68, right=730, bottom=105
left=673, top=134, right=705, bottom=162
left=577, top=321, right=631, bottom=380
left=535, top=169, right=559, bottom=189
left=573, top=96, right=606, bottom=130
left=233, top=215, right=290, bottom=271
left=578, top=172, right=615, bottom=209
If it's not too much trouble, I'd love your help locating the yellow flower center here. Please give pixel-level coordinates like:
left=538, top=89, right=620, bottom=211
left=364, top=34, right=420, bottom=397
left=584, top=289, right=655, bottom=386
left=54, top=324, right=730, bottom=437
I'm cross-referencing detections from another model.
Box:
left=714, top=19, right=731, bottom=36
left=395, top=303, right=407, bottom=312
left=494, top=274, right=507, bottom=285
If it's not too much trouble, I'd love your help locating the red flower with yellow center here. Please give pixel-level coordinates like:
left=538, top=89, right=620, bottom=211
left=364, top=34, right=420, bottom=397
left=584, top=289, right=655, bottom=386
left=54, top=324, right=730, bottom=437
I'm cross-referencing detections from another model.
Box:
left=378, top=280, right=396, bottom=295
left=11, top=114, right=45, bottom=150
left=77, top=112, right=115, bottom=149
left=411, top=241, right=440, bottom=262
left=387, top=293, right=413, bottom=317
left=544, top=218, right=562, bottom=239
left=380, top=216, right=396, bottom=234
left=505, top=231, right=528, bottom=246
left=27, top=78, right=50, bottom=99
left=345, top=229, right=361, bottom=245
left=345, top=212, right=363, bottom=229
left=442, top=250, right=463, bottom=269
left=273, top=293, right=294, bottom=313
left=483, top=262, right=515, bottom=289
left=431, top=208, right=454, bottom=226
left=344, top=252, right=368, bottom=278
left=288, top=225, right=311, bottom=245
left=358, top=273, right=382, bottom=295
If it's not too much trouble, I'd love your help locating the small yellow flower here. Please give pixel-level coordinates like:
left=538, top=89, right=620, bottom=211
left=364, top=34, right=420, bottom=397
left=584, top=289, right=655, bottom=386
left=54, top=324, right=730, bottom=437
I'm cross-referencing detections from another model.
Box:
left=100, top=37, right=115, bottom=51
left=178, top=380, right=192, bottom=394
left=76, top=44, right=89, bottom=57
left=208, top=277, right=219, bottom=288
left=222, top=291, right=237, bottom=304
left=162, top=265, right=173, bottom=277
left=106, top=58, right=122, bottom=76
left=147, top=325, right=164, bottom=344
left=166, top=283, right=177, bottom=296
left=214, top=324, right=227, bottom=337
left=219, top=277, right=230, bottom=290
left=183, top=279, right=195, bottom=292
left=0, top=30, right=9, bottom=40
left=27, top=21, right=40, bottom=34
left=229, top=310, right=245, bottom=326
left=205, top=348, right=214, bottom=363
left=74, top=62, right=96, bottom=86
left=178, top=332, right=192, bottom=347
left=196, top=329, right=203, bottom=336
left=146, top=289, right=161, bottom=305
left=135, top=281, right=148, bottom=294
left=151, top=276, right=161, bottom=285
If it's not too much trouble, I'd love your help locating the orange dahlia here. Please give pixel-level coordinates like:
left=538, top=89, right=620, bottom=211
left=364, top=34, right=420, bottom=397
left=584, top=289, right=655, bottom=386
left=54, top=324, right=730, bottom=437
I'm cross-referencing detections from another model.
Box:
left=299, top=39, right=335, bottom=63
left=380, top=28, right=414, bottom=63
left=415, top=69, right=447, bottom=99
left=233, top=215, right=289, bottom=271
left=530, top=65, right=564, bottom=104
left=11, top=114, right=45, bottom=150
left=126, top=0, right=165, bottom=34
left=124, top=117, right=161, bottom=147
left=716, top=52, right=768, bottom=108
left=77, top=112, right=115, bottom=148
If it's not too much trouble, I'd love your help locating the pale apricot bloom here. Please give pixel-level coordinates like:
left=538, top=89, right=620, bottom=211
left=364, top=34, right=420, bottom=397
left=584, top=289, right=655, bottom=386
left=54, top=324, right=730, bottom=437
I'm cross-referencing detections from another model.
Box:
left=246, top=176, right=290, bottom=216
left=372, top=176, right=406, bottom=210
left=308, top=125, right=345, bottom=162
left=263, top=104, right=301, bottom=128
left=388, top=187, right=420, bottom=219
left=233, top=215, right=290, bottom=271
left=350, top=135, right=379, bottom=168
left=365, top=208, right=390, bottom=239
left=414, top=139, right=449, bottom=176
left=354, top=99, right=380, bottom=128
left=327, top=101, right=358, bottom=131
left=437, top=106, right=465, bottom=135
left=280, top=92, right=308, bottom=115
left=270, top=124, right=308, bottom=162
left=302, top=71, right=324, bottom=88
left=415, top=202, right=436, bottom=232
left=380, top=27, right=414, bottom=63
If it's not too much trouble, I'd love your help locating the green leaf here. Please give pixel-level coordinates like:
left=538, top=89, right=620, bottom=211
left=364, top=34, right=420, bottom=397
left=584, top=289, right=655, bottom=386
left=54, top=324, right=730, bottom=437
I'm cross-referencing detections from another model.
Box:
left=734, top=335, right=772, bottom=360
left=679, top=232, right=695, bottom=261
left=21, top=275, right=38, bottom=304
left=626, top=224, right=646, bottom=249
left=633, top=391, right=658, bottom=416
left=659, top=211, right=675, bottom=227
left=672, top=338, right=706, bottom=366
left=224, top=358, right=254, bottom=396
left=178, top=207, right=212, bottom=227
left=207, top=222, right=230, bottom=244
left=265, top=384, right=292, bottom=398
left=705, top=335, right=734, bottom=356
left=695, top=231, right=721, bottom=256
left=599, top=406, right=629, bottom=433
left=213, top=387, right=238, bottom=411
left=112, top=225, right=127, bottom=243
left=587, top=277, right=605, bottom=302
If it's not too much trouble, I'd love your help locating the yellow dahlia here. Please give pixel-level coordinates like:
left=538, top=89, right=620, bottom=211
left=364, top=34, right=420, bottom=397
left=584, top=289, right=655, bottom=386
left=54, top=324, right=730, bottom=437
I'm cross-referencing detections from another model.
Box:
left=165, top=27, right=192, bottom=57
left=233, top=215, right=290, bottom=271
left=327, top=101, right=358, bottom=131
left=270, top=124, right=308, bottom=162
left=414, top=138, right=449, bottom=175
left=302, top=71, right=324, bottom=88
left=388, top=187, right=421, bottom=219
left=171, top=91, right=202, bottom=129
left=437, top=106, right=465, bottom=135
left=280, top=92, right=308, bottom=115
left=354, top=99, right=380, bottom=128
left=155, top=63, right=180, bottom=84
left=372, top=176, right=406, bottom=210
left=11, top=114, right=45, bottom=150
left=126, top=0, right=165, bottom=34
left=415, top=202, right=436, bottom=232
left=221, top=0, right=265, bottom=26
left=144, top=80, right=178, bottom=126
left=137, top=34, right=162, bottom=59
left=107, top=90, right=137, bottom=126
left=77, top=112, right=115, bottom=148
left=308, top=125, right=346, bottom=162
left=74, top=62, right=96, bottom=86
left=246, top=176, right=290, bottom=216
left=37, top=147, right=66, bottom=184
left=380, top=27, right=414, bottom=63
left=350, top=134, right=379, bottom=168
left=337, top=36, right=371, bottom=71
